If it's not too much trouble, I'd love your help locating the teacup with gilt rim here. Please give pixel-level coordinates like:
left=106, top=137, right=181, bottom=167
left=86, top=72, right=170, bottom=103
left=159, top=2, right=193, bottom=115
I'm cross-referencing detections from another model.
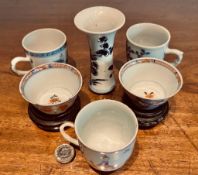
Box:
left=119, top=57, right=183, bottom=110
left=19, top=62, right=82, bottom=115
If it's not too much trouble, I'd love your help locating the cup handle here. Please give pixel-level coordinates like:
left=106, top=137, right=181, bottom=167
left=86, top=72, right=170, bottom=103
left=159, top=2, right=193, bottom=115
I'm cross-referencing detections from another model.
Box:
left=60, top=122, right=79, bottom=146
left=165, top=48, right=183, bottom=66
left=11, top=56, right=31, bottom=75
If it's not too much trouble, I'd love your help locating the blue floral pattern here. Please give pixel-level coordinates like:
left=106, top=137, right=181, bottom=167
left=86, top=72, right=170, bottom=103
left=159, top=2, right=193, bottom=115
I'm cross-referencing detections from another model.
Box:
left=90, top=36, right=113, bottom=86
left=127, top=44, right=150, bottom=60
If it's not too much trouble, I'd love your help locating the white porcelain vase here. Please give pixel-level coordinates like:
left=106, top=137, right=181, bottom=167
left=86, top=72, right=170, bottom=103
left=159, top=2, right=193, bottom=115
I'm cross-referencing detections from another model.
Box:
left=74, top=6, right=125, bottom=94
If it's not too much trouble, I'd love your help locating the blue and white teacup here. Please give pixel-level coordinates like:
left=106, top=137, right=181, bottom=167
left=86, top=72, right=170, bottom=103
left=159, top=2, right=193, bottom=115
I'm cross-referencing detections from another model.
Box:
left=11, top=28, right=67, bottom=75
left=126, top=23, right=183, bottom=66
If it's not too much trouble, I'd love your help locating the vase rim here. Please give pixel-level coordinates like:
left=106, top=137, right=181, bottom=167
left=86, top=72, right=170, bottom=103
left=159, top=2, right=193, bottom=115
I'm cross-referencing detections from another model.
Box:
left=74, top=6, right=125, bottom=34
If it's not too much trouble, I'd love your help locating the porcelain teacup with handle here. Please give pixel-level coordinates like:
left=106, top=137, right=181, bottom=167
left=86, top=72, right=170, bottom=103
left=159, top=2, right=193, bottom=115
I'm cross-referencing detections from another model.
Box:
left=126, top=23, right=183, bottom=66
left=11, top=28, right=67, bottom=75
left=60, top=99, right=138, bottom=172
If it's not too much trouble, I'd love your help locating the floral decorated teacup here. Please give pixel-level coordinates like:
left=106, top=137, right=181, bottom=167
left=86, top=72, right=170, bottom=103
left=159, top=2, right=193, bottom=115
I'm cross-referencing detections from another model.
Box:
left=11, top=28, right=67, bottom=76
left=60, top=99, right=138, bottom=171
left=126, top=23, right=183, bottom=66
left=119, top=57, right=183, bottom=110
left=19, top=63, right=82, bottom=115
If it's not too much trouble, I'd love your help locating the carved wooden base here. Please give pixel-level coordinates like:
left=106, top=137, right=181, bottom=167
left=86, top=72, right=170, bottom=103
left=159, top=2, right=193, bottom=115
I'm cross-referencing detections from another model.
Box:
left=122, top=94, right=169, bottom=129
left=28, top=97, right=81, bottom=132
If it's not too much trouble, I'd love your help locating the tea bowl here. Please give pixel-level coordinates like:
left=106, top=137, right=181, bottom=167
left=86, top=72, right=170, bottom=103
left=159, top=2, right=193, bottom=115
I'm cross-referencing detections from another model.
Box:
left=19, top=63, right=82, bottom=115
left=119, top=57, right=183, bottom=110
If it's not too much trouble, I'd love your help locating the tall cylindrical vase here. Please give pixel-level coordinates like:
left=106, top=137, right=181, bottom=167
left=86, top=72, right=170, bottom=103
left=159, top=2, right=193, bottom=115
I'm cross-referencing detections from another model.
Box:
left=74, top=6, right=125, bottom=94
left=88, top=32, right=116, bottom=93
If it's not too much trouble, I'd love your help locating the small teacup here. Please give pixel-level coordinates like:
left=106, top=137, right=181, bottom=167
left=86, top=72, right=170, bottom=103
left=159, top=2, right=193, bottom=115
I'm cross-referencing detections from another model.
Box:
left=119, top=57, right=183, bottom=110
left=11, top=28, right=67, bottom=76
left=126, top=23, right=183, bottom=66
left=19, top=63, right=82, bottom=115
left=60, top=99, right=138, bottom=171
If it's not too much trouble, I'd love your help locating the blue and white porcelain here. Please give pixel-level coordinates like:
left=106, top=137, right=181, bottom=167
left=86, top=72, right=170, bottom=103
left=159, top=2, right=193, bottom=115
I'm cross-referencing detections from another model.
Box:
left=60, top=99, right=138, bottom=171
left=74, top=6, right=125, bottom=94
left=11, top=28, right=67, bottom=75
left=126, top=23, right=183, bottom=66
left=119, top=57, right=183, bottom=110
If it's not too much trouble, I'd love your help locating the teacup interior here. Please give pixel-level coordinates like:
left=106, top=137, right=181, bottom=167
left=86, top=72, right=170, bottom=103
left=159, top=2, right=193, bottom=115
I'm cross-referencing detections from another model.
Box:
left=74, top=6, right=125, bottom=33
left=23, top=67, right=81, bottom=105
left=121, top=62, right=180, bottom=100
left=127, top=23, right=169, bottom=47
left=76, top=100, right=137, bottom=152
left=23, top=28, right=66, bottom=52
